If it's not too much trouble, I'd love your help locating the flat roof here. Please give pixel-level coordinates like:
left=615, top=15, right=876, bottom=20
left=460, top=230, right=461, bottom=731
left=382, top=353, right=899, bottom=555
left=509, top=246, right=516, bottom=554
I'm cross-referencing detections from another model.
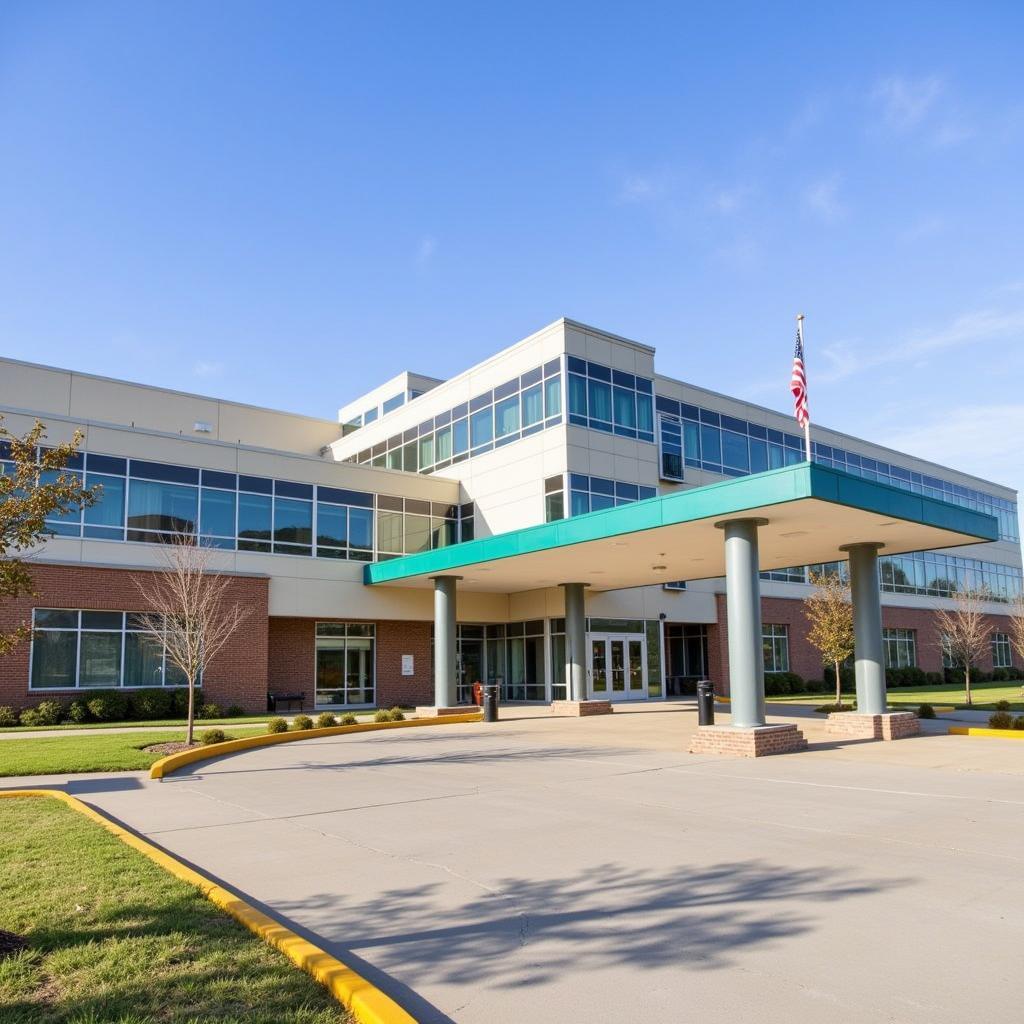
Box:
left=364, top=463, right=999, bottom=593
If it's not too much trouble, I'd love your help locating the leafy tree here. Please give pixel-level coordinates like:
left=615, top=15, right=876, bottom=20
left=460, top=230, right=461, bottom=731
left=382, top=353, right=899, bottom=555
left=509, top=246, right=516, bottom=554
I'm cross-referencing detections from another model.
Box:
left=935, top=586, right=992, bottom=706
left=803, top=569, right=855, bottom=707
left=132, top=537, right=250, bottom=745
left=1, top=418, right=96, bottom=656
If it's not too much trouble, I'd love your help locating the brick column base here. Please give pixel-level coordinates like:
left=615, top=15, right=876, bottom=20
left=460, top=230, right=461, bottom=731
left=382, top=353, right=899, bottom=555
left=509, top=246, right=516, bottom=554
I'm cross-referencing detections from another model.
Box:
left=689, top=723, right=808, bottom=757
left=825, top=711, right=920, bottom=740
left=551, top=700, right=614, bottom=717
left=415, top=705, right=475, bottom=718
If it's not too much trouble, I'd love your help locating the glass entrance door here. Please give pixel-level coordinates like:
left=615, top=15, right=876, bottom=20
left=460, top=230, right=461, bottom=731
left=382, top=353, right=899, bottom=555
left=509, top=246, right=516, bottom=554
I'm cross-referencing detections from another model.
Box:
left=588, top=633, right=647, bottom=701
left=458, top=638, right=484, bottom=705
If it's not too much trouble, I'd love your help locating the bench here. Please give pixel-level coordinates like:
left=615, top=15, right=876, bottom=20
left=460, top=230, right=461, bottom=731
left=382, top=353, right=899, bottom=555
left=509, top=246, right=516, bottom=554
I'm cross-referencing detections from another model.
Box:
left=268, top=691, right=306, bottom=712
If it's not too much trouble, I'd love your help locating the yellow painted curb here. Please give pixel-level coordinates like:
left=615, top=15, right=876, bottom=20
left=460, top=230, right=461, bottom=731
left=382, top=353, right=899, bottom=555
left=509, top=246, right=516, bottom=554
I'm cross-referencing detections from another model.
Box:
left=151, top=712, right=484, bottom=779
left=948, top=726, right=1024, bottom=739
left=0, top=788, right=416, bottom=1024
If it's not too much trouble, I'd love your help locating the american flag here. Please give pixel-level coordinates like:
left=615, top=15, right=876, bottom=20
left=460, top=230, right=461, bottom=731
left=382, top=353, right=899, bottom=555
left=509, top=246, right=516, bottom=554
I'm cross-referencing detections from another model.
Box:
left=790, top=322, right=809, bottom=428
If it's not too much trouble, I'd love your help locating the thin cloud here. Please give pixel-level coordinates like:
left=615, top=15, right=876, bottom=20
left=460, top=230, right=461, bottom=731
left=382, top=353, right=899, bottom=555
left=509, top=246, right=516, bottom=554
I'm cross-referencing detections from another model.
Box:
left=803, top=175, right=845, bottom=224
left=709, top=184, right=752, bottom=215
left=619, top=174, right=666, bottom=204
left=192, top=360, right=224, bottom=379
left=415, top=236, right=437, bottom=265
left=872, top=74, right=944, bottom=130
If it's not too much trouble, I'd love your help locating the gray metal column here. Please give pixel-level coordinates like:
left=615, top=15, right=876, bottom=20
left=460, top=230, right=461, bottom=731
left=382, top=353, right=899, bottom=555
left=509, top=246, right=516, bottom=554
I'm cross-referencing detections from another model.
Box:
left=716, top=518, right=768, bottom=728
left=432, top=576, right=459, bottom=707
left=842, top=543, right=886, bottom=715
left=561, top=583, right=588, bottom=701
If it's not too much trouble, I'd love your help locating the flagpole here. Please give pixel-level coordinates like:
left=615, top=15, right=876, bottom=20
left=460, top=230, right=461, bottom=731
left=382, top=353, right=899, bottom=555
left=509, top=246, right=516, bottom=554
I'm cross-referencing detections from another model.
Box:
left=797, top=313, right=811, bottom=462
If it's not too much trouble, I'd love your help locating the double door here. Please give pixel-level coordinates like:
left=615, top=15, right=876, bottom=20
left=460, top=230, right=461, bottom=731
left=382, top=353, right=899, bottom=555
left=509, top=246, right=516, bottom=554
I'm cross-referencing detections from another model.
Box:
left=589, top=633, right=647, bottom=701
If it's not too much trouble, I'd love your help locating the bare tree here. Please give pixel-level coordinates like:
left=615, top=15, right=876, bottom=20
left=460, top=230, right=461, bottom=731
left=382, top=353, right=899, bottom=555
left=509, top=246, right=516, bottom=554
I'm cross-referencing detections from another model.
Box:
left=1008, top=593, right=1024, bottom=693
left=803, top=569, right=855, bottom=707
left=133, top=537, right=250, bottom=744
left=934, top=586, right=992, bottom=707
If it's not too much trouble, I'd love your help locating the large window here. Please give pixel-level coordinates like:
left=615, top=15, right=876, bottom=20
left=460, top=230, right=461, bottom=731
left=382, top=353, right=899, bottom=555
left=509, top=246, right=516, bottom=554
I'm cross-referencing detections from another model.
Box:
left=762, top=624, right=790, bottom=674
left=7, top=446, right=474, bottom=566
left=30, top=609, right=193, bottom=690
left=992, top=631, right=1013, bottom=669
left=504, top=620, right=546, bottom=701
left=883, top=628, right=917, bottom=669
left=348, top=360, right=562, bottom=472
left=314, top=622, right=375, bottom=707
left=544, top=475, right=565, bottom=522
left=566, top=357, right=655, bottom=441
left=567, top=475, right=656, bottom=516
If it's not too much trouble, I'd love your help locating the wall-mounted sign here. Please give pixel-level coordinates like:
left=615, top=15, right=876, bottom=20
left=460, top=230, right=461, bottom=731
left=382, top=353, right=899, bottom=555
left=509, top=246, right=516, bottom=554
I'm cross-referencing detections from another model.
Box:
left=401, top=654, right=414, bottom=676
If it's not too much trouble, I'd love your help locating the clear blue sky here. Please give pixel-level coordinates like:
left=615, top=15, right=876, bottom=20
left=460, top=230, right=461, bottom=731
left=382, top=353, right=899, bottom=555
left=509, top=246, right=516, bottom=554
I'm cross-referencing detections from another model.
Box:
left=2, top=2, right=1023, bottom=497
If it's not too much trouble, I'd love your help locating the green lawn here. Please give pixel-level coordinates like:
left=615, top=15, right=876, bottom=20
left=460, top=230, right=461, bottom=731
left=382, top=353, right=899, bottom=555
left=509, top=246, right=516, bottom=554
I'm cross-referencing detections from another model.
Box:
left=767, top=680, right=1024, bottom=711
left=0, top=728, right=264, bottom=777
left=0, top=798, right=351, bottom=1023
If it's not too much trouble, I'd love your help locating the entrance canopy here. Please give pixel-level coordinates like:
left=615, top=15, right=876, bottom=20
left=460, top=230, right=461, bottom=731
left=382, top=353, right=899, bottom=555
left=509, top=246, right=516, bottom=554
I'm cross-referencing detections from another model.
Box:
left=364, top=463, right=998, bottom=594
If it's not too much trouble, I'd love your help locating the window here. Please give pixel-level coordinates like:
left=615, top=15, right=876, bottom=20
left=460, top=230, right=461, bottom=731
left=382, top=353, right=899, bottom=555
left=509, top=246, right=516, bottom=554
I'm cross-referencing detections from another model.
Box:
left=315, top=622, right=375, bottom=707
left=992, top=631, right=1012, bottom=669
left=505, top=620, right=546, bottom=701
left=565, top=358, right=654, bottom=441
left=658, top=415, right=684, bottom=481
left=941, top=633, right=956, bottom=669
left=549, top=618, right=567, bottom=701
left=762, top=624, right=790, bottom=673
left=883, top=628, right=917, bottom=669
left=30, top=609, right=195, bottom=689
left=544, top=475, right=565, bottom=522
left=566, top=474, right=656, bottom=516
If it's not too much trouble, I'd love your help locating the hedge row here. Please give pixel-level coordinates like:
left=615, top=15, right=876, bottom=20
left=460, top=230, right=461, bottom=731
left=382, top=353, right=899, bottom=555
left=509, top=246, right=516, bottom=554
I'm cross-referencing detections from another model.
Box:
left=0, top=688, right=247, bottom=728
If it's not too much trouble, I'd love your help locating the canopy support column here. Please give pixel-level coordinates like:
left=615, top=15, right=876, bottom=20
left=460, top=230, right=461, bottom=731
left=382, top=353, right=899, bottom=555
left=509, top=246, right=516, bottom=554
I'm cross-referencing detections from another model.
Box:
left=689, top=517, right=807, bottom=756
left=415, top=575, right=466, bottom=718
left=560, top=583, right=588, bottom=701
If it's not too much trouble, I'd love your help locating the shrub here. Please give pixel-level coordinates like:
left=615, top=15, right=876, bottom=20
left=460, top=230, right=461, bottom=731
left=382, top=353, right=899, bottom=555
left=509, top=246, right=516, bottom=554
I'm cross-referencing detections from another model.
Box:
left=198, top=703, right=222, bottom=720
left=1014, top=716, right=1024, bottom=731
left=917, top=703, right=936, bottom=719
left=374, top=709, right=391, bottom=723
left=805, top=679, right=828, bottom=694
left=225, top=705, right=245, bottom=718
left=816, top=702, right=854, bottom=713
left=131, top=688, right=174, bottom=719
left=925, top=671, right=944, bottom=687
left=315, top=712, right=338, bottom=728
left=388, top=707, right=406, bottom=722
left=201, top=728, right=227, bottom=745
left=988, top=711, right=1013, bottom=730
left=19, top=701, right=64, bottom=727
left=267, top=717, right=288, bottom=734
left=824, top=665, right=856, bottom=693
left=0, top=706, right=18, bottom=727
left=66, top=699, right=90, bottom=724
left=86, top=690, right=129, bottom=722
left=991, top=667, right=1009, bottom=682
left=292, top=714, right=314, bottom=731
left=764, top=674, right=789, bottom=697
left=340, top=713, right=358, bottom=726
left=995, top=700, right=1011, bottom=712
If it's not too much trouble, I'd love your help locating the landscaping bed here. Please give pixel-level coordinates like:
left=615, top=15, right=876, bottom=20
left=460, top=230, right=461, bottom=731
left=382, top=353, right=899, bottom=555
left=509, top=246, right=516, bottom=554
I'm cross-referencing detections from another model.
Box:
left=0, top=797, right=351, bottom=1023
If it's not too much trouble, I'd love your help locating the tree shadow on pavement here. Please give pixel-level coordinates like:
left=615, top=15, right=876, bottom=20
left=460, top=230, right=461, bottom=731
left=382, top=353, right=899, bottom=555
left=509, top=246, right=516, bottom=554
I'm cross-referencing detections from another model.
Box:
left=275, top=858, right=910, bottom=1015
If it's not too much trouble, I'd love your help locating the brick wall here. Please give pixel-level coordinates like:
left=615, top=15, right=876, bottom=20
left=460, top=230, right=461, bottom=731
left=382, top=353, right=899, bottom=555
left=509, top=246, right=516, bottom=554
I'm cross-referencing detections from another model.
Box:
left=267, top=616, right=434, bottom=710
left=0, top=562, right=269, bottom=712
left=710, top=592, right=1019, bottom=695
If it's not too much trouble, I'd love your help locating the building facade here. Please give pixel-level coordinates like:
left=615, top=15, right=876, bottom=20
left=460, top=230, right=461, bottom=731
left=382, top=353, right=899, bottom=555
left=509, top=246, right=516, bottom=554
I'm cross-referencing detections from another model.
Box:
left=1, top=318, right=1021, bottom=712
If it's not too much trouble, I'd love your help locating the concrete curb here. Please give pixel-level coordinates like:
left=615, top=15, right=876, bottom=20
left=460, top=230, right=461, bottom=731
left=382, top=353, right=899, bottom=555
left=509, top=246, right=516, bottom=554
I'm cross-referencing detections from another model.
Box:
left=948, top=726, right=1024, bottom=739
left=150, top=712, right=484, bottom=779
left=0, top=788, right=416, bottom=1024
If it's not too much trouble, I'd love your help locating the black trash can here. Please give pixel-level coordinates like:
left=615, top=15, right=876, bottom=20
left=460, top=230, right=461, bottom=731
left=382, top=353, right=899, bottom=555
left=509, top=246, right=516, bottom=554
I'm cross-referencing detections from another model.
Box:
left=483, top=683, right=499, bottom=723
left=696, top=680, right=715, bottom=726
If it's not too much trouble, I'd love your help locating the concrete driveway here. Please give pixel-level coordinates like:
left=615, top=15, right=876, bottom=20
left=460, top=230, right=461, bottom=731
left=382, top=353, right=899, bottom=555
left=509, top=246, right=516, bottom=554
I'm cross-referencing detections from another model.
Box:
left=23, top=705, right=1024, bottom=1024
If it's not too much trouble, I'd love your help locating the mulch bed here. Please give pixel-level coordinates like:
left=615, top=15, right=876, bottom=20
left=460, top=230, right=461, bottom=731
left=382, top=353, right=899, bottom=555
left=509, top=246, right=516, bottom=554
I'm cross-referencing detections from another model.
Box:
left=0, top=929, right=28, bottom=958
left=142, top=741, right=203, bottom=755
